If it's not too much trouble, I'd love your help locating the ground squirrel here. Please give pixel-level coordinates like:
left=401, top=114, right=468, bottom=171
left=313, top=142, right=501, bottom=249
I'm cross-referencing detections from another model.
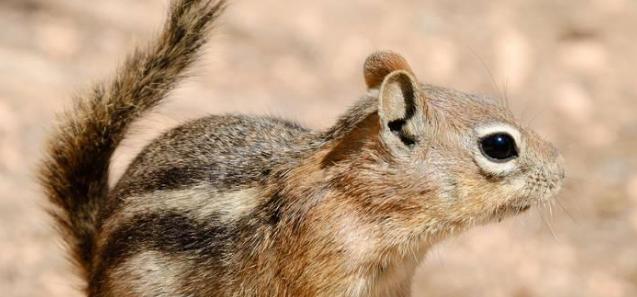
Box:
left=38, top=0, right=565, bottom=296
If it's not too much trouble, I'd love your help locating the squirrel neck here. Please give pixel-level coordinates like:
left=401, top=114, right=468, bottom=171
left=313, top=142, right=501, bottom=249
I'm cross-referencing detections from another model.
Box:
left=255, top=114, right=437, bottom=295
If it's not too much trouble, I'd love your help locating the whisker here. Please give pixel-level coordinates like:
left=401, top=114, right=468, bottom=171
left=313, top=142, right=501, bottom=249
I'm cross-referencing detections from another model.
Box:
left=554, top=196, right=577, bottom=223
left=464, top=44, right=508, bottom=106
left=535, top=206, right=559, bottom=241
left=503, top=79, right=511, bottom=110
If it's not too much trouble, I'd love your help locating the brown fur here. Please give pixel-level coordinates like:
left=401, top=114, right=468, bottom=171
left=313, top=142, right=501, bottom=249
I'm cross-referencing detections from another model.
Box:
left=38, top=1, right=565, bottom=296
left=38, top=0, right=226, bottom=293
left=364, top=51, right=415, bottom=89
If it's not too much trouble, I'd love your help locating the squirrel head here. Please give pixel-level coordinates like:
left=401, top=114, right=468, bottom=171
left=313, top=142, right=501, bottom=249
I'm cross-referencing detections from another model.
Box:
left=319, top=51, right=565, bottom=238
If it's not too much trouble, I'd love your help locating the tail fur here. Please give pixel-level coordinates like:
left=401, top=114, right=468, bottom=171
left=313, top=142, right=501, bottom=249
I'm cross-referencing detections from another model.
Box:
left=37, top=0, right=225, bottom=286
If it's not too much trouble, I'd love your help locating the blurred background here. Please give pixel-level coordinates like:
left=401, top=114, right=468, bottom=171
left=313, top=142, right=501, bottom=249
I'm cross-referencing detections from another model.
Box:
left=1, top=0, right=636, bottom=296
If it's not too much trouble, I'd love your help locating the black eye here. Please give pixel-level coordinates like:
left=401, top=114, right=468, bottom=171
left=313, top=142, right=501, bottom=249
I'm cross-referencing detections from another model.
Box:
left=479, top=133, right=518, bottom=162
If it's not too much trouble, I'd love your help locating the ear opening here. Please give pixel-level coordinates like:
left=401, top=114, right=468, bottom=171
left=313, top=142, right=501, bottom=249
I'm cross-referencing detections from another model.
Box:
left=320, top=56, right=422, bottom=165
left=378, top=70, right=422, bottom=147
left=387, top=119, right=416, bottom=146
left=379, top=71, right=417, bottom=121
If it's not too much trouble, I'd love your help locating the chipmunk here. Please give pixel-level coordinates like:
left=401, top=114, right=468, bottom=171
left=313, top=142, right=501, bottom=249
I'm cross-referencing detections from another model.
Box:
left=38, top=0, right=565, bottom=296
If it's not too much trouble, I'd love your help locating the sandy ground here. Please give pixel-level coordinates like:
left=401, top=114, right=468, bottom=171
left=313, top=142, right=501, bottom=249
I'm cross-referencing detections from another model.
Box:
left=1, top=0, right=636, bottom=296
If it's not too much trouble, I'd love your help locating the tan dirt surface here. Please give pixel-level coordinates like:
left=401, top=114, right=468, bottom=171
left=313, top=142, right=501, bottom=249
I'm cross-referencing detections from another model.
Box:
left=1, top=0, right=636, bottom=296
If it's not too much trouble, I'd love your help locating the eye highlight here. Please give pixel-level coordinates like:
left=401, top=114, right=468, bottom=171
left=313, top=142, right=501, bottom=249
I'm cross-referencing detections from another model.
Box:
left=479, top=133, right=518, bottom=162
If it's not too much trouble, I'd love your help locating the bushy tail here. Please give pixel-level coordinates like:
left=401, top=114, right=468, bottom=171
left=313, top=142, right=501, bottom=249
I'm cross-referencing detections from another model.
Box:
left=37, top=0, right=225, bottom=285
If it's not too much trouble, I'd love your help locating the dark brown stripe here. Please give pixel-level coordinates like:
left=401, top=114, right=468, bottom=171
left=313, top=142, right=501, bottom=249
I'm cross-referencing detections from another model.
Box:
left=91, top=212, right=233, bottom=295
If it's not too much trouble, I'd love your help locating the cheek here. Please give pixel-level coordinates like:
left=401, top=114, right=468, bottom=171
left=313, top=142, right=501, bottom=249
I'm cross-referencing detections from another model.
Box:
left=506, top=176, right=528, bottom=193
left=454, top=173, right=524, bottom=213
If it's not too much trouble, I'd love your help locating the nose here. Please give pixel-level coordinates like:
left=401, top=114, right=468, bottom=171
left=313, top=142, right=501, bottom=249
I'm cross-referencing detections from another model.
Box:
left=543, top=142, right=566, bottom=186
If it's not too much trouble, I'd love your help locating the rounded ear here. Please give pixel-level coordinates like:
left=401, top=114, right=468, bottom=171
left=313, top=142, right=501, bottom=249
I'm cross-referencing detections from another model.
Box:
left=378, top=70, right=425, bottom=148
left=378, top=70, right=420, bottom=125
left=364, top=51, right=415, bottom=89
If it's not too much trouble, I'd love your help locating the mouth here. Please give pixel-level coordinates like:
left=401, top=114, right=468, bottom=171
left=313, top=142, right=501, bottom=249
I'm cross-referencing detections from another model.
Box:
left=494, top=204, right=531, bottom=222
left=514, top=204, right=531, bottom=212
